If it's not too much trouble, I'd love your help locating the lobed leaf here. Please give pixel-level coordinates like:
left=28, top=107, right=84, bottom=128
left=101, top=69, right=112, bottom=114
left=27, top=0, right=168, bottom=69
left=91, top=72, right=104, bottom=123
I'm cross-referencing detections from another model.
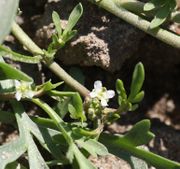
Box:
left=100, top=132, right=180, bottom=169
left=123, top=120, right=154, bottom=146
left=27, top=134, right=49, bottom=169
left=76, top=139, right=108, bottom=157
left=67, top=144, right=96, bottom=169
left=0, top=138, right=26, bottom=169
left=23, top=113, right=65, bottom=159
left=0, top=102, right=27, bottom=169
left=11, top=101, right=49, bottom=169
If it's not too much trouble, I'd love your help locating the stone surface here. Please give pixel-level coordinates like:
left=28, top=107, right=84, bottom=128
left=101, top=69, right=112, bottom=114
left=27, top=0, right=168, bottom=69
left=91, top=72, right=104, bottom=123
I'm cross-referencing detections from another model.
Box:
left=34, top=0, right=145, bottom=72
left=90, top=154, right=132, bottom=169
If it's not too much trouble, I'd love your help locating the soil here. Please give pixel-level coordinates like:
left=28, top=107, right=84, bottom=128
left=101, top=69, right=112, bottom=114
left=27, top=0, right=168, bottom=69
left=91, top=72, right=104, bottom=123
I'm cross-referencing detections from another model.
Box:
left=0, top=0, right=180, bottom=169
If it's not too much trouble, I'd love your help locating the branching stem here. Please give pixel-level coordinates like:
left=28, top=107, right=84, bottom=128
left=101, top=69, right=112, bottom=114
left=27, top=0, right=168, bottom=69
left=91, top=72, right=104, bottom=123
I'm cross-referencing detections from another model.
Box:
left=11, top=22, right=90, bottom=97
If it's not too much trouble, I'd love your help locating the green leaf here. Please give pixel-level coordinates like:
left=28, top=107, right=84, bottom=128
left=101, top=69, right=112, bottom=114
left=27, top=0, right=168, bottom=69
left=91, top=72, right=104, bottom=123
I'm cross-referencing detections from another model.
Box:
left=116, top=79, right=127, bottom=99
left=130, top=155, right=149, bottom=169
left=0, top=138, right=26, bottom=169
left=123, top=120, right=154, bottom=146
left=130, top=91, right=145, bottom=103
left=128, top=62, right=144, bottom=101
left=37, top=81, right=63, bottom=92
left=116, top=79, right=127, bottom=106
left=23, top=113, right=65, bottom=159
left=0, top=62, right=33, bottom=82
left=144, top=0, right=165, bottom=11
left=54, top=97, right=71, bottom=118
left=67, top=144, right=96, bottom=169
left=112, top=148, right=149, bottom=169
left=0, top=79, right=15, bottom=93
left=27, top=134, right=49, bottom=169
left=150, top=4, right=170, bottom=29
left=66, top=93, right=86, bottom=121
left=0, top=102, right=27, bottom=169
left=63, top=30, right=77, bottom=42
left=149, top=0, right=176, bottom=29
left=71, top=93, right=86, bottom=121
left=68, top=104, right=77, bottom=119
left=76, top=139, right=108, bottom=157
left=32, top=99, right=94, bottom=168
left=11, top=101, right=49, bottom=169
left=99, top=134, right=149, bottom=169
left=0, top=45, right=42, bottom=64
left=0, top=0, right=19, bottom=44
left=130, top=104, right=139, bottom=111
left=52, top=11, right=62, bottom=37
left=6, top=162, right=27, bottom=169
left=100, top=133, right=180, bottom=169
left=63, top=3, right=83, bottom=35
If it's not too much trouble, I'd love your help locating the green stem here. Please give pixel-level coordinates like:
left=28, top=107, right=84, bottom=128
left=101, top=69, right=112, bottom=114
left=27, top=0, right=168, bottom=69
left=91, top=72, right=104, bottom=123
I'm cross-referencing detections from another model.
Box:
left=100, top=133, right=180, bottom=169
left=88, top=0, right=180, bottom=49
left=48, top=90, right=77, bottom=97
left=46, top=62, right=90, bottom=97
left=11, top=22, right=90, bottom=97
left=115, top=0, right=180, bottom=23
left=32, top=98, right=73, bottom=144
left=11, top=22, right=44, bottom=55
left=30, top=116, right=57, bottom=130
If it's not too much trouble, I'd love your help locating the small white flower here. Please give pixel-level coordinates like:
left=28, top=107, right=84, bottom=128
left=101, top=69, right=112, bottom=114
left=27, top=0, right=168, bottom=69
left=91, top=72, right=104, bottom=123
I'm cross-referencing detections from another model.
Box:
left=14, top=80, right=34, bottom=101
left=89, top=80, right=115, bottom=107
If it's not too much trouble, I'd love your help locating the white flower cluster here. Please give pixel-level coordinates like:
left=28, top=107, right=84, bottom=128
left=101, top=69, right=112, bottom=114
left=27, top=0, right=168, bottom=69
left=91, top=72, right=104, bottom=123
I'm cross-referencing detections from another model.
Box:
left=89, top=80, right=115, bottom=107
left=14, top=80, right=34, bottom=101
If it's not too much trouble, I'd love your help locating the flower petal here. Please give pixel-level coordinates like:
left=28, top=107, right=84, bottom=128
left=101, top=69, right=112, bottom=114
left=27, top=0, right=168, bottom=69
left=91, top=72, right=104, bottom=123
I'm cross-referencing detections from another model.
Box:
left=14, top=80, right=21, bottom=88
left=25, top=91, right=34, bottom=99
left=94, top=80, right=102, bottom=90
left=89, top=91, right=97, bottom=98
left=15, top=91, right=22, bottom=101
left=101, top=99, right=108, bottom=107
left=106, top=90, right=115, bottom=99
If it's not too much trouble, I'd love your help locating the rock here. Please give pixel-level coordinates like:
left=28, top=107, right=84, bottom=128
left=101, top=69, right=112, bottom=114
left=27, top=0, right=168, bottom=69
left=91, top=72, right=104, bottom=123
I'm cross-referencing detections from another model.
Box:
left=89, top=154, right=132, bottom=169
left=34, top=0, right=144, bottom=72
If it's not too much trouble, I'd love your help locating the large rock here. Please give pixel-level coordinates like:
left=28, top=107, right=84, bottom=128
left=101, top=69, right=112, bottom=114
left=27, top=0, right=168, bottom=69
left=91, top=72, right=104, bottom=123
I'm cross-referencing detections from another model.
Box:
left=34, top=0, right=144, bottom=72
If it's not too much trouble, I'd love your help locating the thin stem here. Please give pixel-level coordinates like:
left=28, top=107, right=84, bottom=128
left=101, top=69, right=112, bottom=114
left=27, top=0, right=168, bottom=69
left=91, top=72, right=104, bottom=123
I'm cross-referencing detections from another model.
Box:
left=11, top=22, right=44, bottom=55
left=88, top=0, right=180, bottom=49
left=11, top=22, right=90, bottom=97
left=32, top=98, right=73, bottom=144
left=47, top=61, right=90, bottom=97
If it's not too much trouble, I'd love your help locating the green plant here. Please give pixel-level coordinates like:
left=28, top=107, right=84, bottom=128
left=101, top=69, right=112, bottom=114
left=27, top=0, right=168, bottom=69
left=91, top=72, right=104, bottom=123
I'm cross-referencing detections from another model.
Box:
left=0, top=2, right=180, bottom=169
left=89, top=0, right=180, bottom=48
